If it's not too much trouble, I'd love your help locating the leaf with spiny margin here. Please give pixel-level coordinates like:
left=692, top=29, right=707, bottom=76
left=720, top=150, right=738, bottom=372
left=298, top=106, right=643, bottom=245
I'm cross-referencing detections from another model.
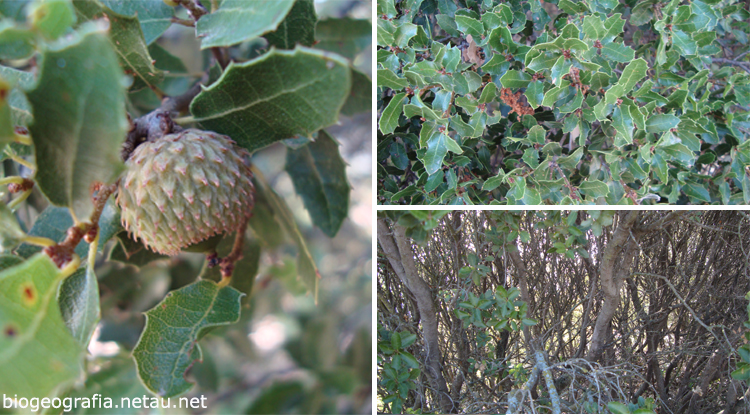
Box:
left=133, top=280, right=243, bottom=397
left=315, top=18, right=371, bottom=61
left=0, top=254, right=84, bottom=397
left=525, top=81, right=545, bottom=108
left=264, top=0, right=316, bottom=49
left=191, top=47, right=350, bottom=152
left=252, top=174, right=319, bottom=298
left=528, top=125, right=546, bottom=145
left=196, top=0, right=294, bottom=48
left=582, top=15, right=606, bottom=40
left=59, top=263, right=99, bottom=346
left=500, top=70, right=531, bottom=88
left=285, top=131, right=349, bottom=237
left=682, top=182, right=711, bottom=203
left=419, top=132, right=463, bottom=175
left=378, top=68, right=408, bottom=90
left=578, top=180, right=610, bottom=198
left=455, top=14, right=483, bottom=36
left=73, top=1, right=164, bottom=90
left=379, top=92, right=406, bottom=134
left=26, top=23, right=128, bottom=222
left=100, top=0, right=174, bottom=45
left=671, top=29, right=697, bottom=55
left=646, top=114, right=680, bottom=133
left=393, top=22, right=418, bottom=48
left=602, top=43, right=635, bottom=62
left=612, top=105, right=634, bottom=146
left=604, top=58, right=648, bottom=105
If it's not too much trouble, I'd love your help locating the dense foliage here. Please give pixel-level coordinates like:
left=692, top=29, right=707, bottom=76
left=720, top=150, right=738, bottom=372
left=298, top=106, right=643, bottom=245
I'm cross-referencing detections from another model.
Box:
left=377, top=0, right=750, bottom=204
left=0, top=0, right=371, bottom=411
left=378, top=211, right=750, bottom=413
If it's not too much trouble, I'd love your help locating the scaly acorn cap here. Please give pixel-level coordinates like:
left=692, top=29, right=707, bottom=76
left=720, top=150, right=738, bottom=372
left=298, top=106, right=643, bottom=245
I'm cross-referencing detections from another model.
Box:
left=117, top=129, right=254, bottom=255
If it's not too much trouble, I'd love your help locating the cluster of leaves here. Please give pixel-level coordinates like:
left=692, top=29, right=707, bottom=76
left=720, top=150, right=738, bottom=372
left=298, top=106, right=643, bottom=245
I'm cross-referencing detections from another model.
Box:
left=608, top=396, right=656, bottom=414
left=0, top=0, right=370, bottom=405
left=377, top=0, right=750, bottom=204
left=455, top=285, right=538, bottom=331
left=377, top=327, right=421, bottom=414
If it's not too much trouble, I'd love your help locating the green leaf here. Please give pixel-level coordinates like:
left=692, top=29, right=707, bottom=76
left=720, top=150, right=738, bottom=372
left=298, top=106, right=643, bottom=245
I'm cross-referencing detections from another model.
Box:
left=579, top=180, right=610, bottom=198
left=28, top=0, right=76, bottom=40
left=342, top=68, right=371, bottom=116
left=191, top=47, right=350, bottom=152
left=528, top=125, right=546, bottom=145
left=379, top=93, right=406, bottom=134
left=455, top=14, right=483, bottom=36
left=74, top=1, right=164, bottom=90
left=26, top=23, right=128, bottom=221
left=0, top=201, right=26, bottom=251
left=499, top=70, right=531, bottom=88
left=0, top=253, right=84, bottom=397
left=682, top=182, right=711, bottom=203
left=646, top=114, right=680, bottom=133
left=315, top=18, right=371, bottom=60
left=285, top=131, right=349, bottom=237
left=196, top=0, right=294, bottom=48
left=264, top=0, right=316, bottom=49
left=671, top=29, right=697, bottom=55
left=602, top=42, right=635, bottom=62
left=252, top=175, right=319, bottom=298
left=604, top=58, right=648, bottom=105
left=612, top=105, right=634, bottom=145
left=58, top=264, right=99, bottom=345
left=419, top=132, right=463, bottom=175
left=133, top=280, right=243, bottom=397
left=608, top=402, right=630, bottom=414
left=100, top=0, right=174, bottom=45
left=393, top=22, right=418, bottom=48
left=377, top=68, right=408, bottom=90
left=733, top=363, right=750, bottom=381
left=0, top=20, right=35, bottom=60
left=525, top=80, right=545, bottom=108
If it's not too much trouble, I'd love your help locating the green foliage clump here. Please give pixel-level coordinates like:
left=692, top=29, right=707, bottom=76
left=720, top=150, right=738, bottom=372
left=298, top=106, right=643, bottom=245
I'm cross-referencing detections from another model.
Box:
left=377, top=0, right=750, bottom=204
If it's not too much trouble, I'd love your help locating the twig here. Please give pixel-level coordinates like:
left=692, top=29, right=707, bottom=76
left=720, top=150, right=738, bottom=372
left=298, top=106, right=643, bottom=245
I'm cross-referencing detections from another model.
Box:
left=43, top=183, right=117, bottom=269
left=712, top=58, right=750, bottom=74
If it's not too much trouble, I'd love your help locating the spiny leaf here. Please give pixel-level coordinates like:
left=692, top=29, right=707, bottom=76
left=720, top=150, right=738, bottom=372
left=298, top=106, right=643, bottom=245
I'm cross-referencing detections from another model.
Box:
left=133, top=280, right=243, bottom=397
left=196, top=0, right=295, bottom=49
left=191, top=47, right=350, bottom=152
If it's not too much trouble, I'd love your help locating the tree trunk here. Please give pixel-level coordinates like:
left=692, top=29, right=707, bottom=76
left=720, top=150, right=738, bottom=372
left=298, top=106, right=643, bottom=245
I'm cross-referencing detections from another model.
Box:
left=586, top=211, right=640, bottom=362
left=377, top=218, right=455, bottom=414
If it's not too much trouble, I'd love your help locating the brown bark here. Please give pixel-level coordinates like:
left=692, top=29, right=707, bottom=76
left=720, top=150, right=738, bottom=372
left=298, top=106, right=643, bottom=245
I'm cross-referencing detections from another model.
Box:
left=586, top=211, right=641, bottom=362
left=377, top=218, right=455, bottom=414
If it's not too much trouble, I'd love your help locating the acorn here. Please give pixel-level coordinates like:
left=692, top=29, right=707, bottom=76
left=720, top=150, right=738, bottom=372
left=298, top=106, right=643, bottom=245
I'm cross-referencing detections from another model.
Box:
left=117, top=129, right=254, bottom=255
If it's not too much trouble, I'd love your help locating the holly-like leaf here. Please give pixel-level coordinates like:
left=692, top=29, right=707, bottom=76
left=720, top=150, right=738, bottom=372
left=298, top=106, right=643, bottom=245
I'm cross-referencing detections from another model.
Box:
left=191, top=47, right=350, bottom=152
left=500, top=70, right=531, bottom=88
left=264, top=0, right=316, bottom=49
left=602, top=42, right=635, bottom=62
left=133, top=280, right=243, bottom=397
left=419, top=132, right=463, bottom=175
left=26, top=23, right=128, bottom=222
left=285, top=131, right=349, bottom=237
left=646, top=114, right=680, bottom=133
left=315, top=17, right=371, bottom=60
left=100, top=0, right=174, bottom=45
left=196, top=0, right=295, bottom=49
left=0, top=253, right=84, bottom=397
left=379, top=92, right=406, bottom=134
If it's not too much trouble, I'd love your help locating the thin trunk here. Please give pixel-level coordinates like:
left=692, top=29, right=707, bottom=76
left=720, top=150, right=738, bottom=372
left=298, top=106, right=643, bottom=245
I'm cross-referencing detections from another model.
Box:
left=377, top=218, right=455, bottom=414
left=586, top=211, right=640, bottom=362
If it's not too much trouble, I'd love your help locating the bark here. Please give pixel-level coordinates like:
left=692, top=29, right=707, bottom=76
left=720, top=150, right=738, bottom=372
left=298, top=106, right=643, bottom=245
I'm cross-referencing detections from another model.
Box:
left=586, top=211, right=641, bottom=362
left=377, top=218, right=455, bottom=414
